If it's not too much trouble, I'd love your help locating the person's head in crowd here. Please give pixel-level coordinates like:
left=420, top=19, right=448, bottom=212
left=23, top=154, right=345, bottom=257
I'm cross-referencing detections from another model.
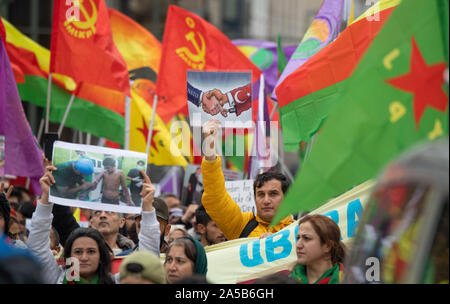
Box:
left=103, top=157, right=116, bottom=174
left=0, top=193, right=10, bottom=236
left=164, top=236, right=207, bottom=284
left=172, top=274, right=210, bottom=284
left=119, top=250, right=166, bottom=284
left=253, top=171, right=290, bottom=223
left=7, top=186, right=32, bottom=210
left=124, top=214, right=139, bottom=245
left=50, top=226, right=61, bottom=256
left=90, top=210, right=125, bottom=238
left=195, top=205, right=226, bottom=246
left=63, top=227, right=114, bottom=284
left=89, top=210, right=131, bottom=254
left=0, top=237, right=44, bottom=283
left=8, top=216, right=23, bottom=241
left=161, top=193, right=181, bottom=210
left=293, top=214, right=346, bottom=283
left=253, top=272, right=299, bottom=284
left=168, top=226, right=188, bottom=245
left=16, top=201, right=35, bottom=235
left=169, top=207, right=184, bottom=224
left=136, top=160, right=145, bottom=171
left=136, top=197, right=171, bottom=253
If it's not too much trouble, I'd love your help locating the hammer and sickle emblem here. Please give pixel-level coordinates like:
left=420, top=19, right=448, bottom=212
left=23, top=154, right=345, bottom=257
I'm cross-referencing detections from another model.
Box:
left=66, top=0, right=97, bottom=34
left=176, top=17, right=206, bottom=69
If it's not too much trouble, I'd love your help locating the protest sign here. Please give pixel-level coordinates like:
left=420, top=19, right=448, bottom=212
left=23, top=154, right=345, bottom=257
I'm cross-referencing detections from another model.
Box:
left=186, top=71, right=253, bottom=127
left=225, top=180, right=256, bottom=213
left=50, top=141, right=147, bottom=214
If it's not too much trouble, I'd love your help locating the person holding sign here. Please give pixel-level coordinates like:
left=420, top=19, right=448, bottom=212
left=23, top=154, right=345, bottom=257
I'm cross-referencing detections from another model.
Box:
left=200, top=120, right=294, bottom=240
left=27, top=162, right=116, bottom=284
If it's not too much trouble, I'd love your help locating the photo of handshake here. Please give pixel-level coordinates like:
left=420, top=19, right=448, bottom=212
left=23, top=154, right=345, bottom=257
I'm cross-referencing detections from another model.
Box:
left=188, top=82, right=252, bottom=118
left=201, top=89, right=230, bottom=117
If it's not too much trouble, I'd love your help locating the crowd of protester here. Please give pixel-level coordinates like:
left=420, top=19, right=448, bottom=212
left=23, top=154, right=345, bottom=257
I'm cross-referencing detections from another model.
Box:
left=0, top=121, right=347, bottom=284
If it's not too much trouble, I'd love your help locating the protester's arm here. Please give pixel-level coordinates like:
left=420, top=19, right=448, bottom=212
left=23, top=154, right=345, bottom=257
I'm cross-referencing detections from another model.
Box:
left=27, top=165, right=64, bottom=284
left=201, top=120, right=253, bottom=240
left=137, top=170, right=161, bottom=256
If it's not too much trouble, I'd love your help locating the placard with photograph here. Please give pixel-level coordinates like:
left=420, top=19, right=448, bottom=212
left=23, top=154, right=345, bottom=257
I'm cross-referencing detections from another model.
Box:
left=187, top=71, right=252, bottom=127
left=49, top=141, right=147, bottom=214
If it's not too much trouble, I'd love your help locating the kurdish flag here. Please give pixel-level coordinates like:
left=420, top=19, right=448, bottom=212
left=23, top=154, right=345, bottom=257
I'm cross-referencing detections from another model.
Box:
left=1, top=17, right=126, bottom=144
left=129, top=90, right=188, bottom=167
left=273, top=0, right=449, bottom=224
left=276, top=0, right=400, bottom=151
left=272, top=0, right=345, bottom=102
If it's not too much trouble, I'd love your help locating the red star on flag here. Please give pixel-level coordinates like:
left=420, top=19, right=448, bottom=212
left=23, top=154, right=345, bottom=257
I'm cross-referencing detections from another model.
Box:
left=386, top=37, right=448, bottom=129
left=137, top=116, right=160, bottom=152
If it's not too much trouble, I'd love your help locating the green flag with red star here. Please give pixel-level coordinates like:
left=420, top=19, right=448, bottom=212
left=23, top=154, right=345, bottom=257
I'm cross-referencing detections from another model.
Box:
left=273, top=0, right=449, bottom=224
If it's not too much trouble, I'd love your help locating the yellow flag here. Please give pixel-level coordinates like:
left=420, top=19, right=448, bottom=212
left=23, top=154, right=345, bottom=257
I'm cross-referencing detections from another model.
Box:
left=129, top=90, right=188, bottom=167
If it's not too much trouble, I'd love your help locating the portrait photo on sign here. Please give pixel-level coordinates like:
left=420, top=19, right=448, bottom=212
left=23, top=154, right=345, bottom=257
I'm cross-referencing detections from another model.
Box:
left=187, top=71, right=253, bottom=127
left=49, top=141, right=147, bottom=214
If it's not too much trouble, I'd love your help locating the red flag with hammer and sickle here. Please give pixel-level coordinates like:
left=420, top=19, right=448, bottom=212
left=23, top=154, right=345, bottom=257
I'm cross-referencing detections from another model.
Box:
left=156, top=5, right=261, bottom=123
left=50, top=0, right=130, bottom=96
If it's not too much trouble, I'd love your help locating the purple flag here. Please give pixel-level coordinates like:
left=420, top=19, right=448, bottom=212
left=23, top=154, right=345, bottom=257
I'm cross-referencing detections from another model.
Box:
left=0, top=37, right=44, bottom=194
left=271, top=0, right=345, bottom=100
left=159, top=166, right=183, bottom=198
left=233, top=39, right=296, bottom=96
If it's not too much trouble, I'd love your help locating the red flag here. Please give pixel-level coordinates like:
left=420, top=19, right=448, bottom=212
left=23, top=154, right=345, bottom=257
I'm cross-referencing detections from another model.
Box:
left=156, top=5, right=261, bottom=122
left=50, top=0, right=130, bottom=96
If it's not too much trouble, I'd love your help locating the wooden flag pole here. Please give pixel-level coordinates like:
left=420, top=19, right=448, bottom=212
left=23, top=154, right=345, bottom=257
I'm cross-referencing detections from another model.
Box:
left=57, top=93, right=76, bottom=137
left=145, top=94, right=158, bottom=159
left=45, top=73, right=52, bottom=133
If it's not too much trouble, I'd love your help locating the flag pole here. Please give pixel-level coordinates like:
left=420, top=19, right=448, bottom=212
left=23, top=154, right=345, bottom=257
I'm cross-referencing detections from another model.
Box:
left=45, top=73, right=52, bottom=133
left=57, top=93, right=76, bottom=137
left=37, top=118, right=44, bottom=143
left=145, top=94, right=158, bottom=158
left=270, top=101, right=278, bottom=121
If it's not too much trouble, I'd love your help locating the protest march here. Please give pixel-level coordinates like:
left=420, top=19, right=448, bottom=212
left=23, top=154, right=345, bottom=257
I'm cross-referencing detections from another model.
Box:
left=0, top=0, right=448, bottom=293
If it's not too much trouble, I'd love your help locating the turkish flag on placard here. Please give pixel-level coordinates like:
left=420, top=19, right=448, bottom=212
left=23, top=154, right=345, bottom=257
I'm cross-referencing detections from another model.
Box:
left=156, top=5, right=262, bottom=123
left=50, top=0, right=130, bottom=96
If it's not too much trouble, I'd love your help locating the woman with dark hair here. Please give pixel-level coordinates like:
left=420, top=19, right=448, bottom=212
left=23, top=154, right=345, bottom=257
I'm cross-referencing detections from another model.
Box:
left=27, top=163, right=115, bottom=284
left=164, top=236, right=207, bottom=284
left=290, top=214, right=346, bottom=284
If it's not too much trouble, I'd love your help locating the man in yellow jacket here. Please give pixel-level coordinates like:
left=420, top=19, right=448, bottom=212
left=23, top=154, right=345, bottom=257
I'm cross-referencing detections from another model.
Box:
left=201, top=120, right=294, bottom=240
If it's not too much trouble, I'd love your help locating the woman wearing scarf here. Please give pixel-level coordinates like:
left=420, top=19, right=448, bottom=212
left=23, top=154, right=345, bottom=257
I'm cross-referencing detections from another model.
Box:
left=290, top=214, right=346, bottom=284
left=164, top=235, right=207, bottom=283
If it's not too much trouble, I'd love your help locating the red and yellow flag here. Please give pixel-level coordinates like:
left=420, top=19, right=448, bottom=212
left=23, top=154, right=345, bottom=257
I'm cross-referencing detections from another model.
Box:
left=50, top=0, right=130, bottom=96
left=156, top=5, right=262, bottom=123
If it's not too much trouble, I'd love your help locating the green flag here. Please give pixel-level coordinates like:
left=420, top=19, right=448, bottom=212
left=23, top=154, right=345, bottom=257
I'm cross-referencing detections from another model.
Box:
left=273, top=0, right=449, bottom=224
left=277, top=34, right=288, bottom=76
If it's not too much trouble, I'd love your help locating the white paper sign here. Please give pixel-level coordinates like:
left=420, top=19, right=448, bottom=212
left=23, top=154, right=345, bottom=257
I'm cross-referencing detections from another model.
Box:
left=225, top=179, right=256, bottom=213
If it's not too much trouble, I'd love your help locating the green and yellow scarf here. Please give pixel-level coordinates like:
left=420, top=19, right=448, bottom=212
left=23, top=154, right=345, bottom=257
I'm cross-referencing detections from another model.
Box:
left=290, top=263, right=344, bottom=284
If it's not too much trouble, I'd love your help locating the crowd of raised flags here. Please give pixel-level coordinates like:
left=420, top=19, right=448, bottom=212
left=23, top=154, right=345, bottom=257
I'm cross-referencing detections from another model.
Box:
left=0, top=0, right=448, bottom=285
